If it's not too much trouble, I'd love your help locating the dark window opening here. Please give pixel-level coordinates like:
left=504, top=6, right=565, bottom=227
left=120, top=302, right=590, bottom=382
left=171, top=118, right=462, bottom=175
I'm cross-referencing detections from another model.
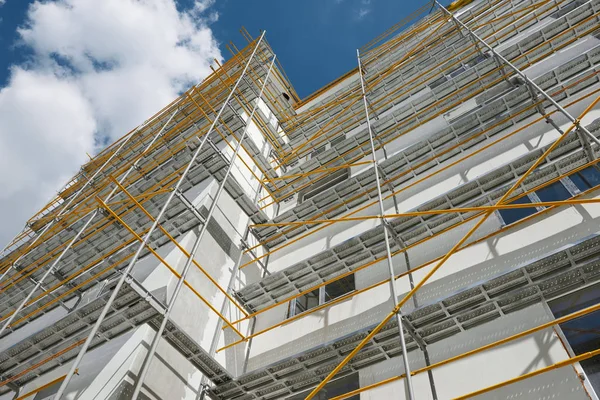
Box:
left=568, top=166, right=600, bottom=192
left=282, top=92, right=291, bottom=101
left=298, top=168, right=349, bottom=204
left=536, top=181, right=572, bottom=202
left=287, top=373, right=360, bottom=400
left=448, top=65, right=466, bottom=78
left=465, top=53, right=489, bottom=68
left=549, top=284, right=600, bottom=394
left=288, top=275, right=356, bottom=318
left=498, top=195, right=538, bottom=225
left=294, top=289, right=320, bottom=314
left=330, top=134, right=347, bottom=147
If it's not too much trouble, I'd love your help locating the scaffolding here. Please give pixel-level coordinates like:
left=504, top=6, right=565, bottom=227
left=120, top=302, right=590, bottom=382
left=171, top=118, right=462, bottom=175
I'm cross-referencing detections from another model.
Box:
left=1, top=0, right=600, bottom=398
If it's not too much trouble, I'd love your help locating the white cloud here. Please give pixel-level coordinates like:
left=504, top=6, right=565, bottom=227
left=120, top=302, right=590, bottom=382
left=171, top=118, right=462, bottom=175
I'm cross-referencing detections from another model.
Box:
left=0, top=0, right=222, bottom=248
left=357, top=8, right=371, bottom=18
left=357, top=0, right=371, bottom=19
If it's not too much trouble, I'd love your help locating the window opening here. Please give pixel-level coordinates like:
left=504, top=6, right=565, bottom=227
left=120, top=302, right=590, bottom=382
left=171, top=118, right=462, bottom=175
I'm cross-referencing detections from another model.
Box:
left=548, top=283, right=600, bottom=394
left=568, top=166, right=600, bottom=192
left=298, top=168, right=350, bottom=204
left=288, top=275, right=356, bottom=318
left=535, top=181, right=572, bottom=203
left=498, top=195, right=538, bottom=225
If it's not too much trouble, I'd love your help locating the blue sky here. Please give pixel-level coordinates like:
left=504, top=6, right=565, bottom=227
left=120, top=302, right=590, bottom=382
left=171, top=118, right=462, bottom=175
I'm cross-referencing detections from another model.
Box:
left=0, top=0, right=427, bottom=247
left=0, top=0, right=426, bottom=98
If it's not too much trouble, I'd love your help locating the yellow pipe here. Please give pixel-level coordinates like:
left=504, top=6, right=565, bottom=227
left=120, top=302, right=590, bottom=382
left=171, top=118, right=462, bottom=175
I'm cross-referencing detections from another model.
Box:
left=250, top=198, right=600, bottom=228
left=244, top=78, right=600, bottom=269
left=14, top=371, right=78, bottom=400
left=454, top=349, right=600, bottom=399
left=222, top=164, right=600, bottom=343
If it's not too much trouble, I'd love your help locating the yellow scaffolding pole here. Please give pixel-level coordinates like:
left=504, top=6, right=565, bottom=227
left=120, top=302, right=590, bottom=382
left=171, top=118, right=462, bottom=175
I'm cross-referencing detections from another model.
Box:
left=330, top=297, right=600, bottom=399
left=109, top=176, right=248, bottom=317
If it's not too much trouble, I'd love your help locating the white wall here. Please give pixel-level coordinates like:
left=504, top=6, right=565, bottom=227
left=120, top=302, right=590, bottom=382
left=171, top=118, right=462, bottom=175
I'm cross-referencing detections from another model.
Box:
left=359, top=304, right=591, bottom=399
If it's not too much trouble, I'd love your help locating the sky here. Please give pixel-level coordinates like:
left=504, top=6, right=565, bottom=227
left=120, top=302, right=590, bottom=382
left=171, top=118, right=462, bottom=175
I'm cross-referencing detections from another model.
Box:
left=0, top=0, right=427, bottom=248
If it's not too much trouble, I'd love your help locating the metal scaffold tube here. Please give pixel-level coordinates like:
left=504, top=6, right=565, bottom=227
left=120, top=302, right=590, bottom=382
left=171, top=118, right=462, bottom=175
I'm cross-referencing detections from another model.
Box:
left=357, top=48, right=415, bottom=400
left=330, top=296, right=600, bottom=400
left=5, top=1, right=600, bottom=398
left=130, top=53, right=275, bottom=400
left=434, top=0, right=600, bottom=147
left=53, top=32, right=266, bottom=399
left=216, top=80, right=600, bottom=354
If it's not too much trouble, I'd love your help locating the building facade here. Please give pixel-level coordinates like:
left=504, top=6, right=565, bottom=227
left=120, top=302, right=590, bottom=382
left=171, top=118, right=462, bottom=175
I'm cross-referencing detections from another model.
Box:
left=1, top=0, right=600, bottom=399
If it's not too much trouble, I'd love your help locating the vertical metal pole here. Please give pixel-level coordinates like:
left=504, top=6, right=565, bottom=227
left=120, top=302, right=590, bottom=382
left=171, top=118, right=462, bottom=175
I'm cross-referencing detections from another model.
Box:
left=0, top=115, right=159, bottom=281
left=357, top=49, right=416, bottom=400
left=131, top=54, right=275, bottom=400
left=434, top=0, right=600, bottom=147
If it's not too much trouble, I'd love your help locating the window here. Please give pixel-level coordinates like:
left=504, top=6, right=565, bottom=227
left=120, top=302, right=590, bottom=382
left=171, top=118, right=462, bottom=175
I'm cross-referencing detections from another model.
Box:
left=287, top=372, right=359, bottom=400
left=465, top=53, right=489, bottom=68
left=448, top=65, right=466, bottom=78
left=288, top=275, right=356, bottom=318
left=568, top=166, right=600, bottom=192
left=535, top=181, right=572, bottom=202
left=498, top=195, right=538, bottom=225
left=282, top=92, right=291, bottom=101
left=548, top=283, right=600, bottom=394
left=298, top=168, right=350, bottom=204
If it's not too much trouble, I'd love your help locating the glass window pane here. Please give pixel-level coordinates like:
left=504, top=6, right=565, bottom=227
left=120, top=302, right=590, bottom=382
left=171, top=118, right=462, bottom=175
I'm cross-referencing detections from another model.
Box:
left=579, top=166, right=600, bottom=188
left=498, top=196, right=537, bottom=225
left=549, top=284, right=600, bottom=394
left=325, top=275, right=356, bottom=300
left=569, top=167, right=600, bottom=192
left=568, top=172, right=590, bottom=192
left=536, top=181, right=571, bottom=202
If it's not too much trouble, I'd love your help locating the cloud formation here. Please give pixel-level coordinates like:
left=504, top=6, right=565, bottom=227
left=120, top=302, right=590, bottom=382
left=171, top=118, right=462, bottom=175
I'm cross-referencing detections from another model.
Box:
left=0, top=0, right=222, bottom=248
left=358, top=0, right=372, bottom=19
